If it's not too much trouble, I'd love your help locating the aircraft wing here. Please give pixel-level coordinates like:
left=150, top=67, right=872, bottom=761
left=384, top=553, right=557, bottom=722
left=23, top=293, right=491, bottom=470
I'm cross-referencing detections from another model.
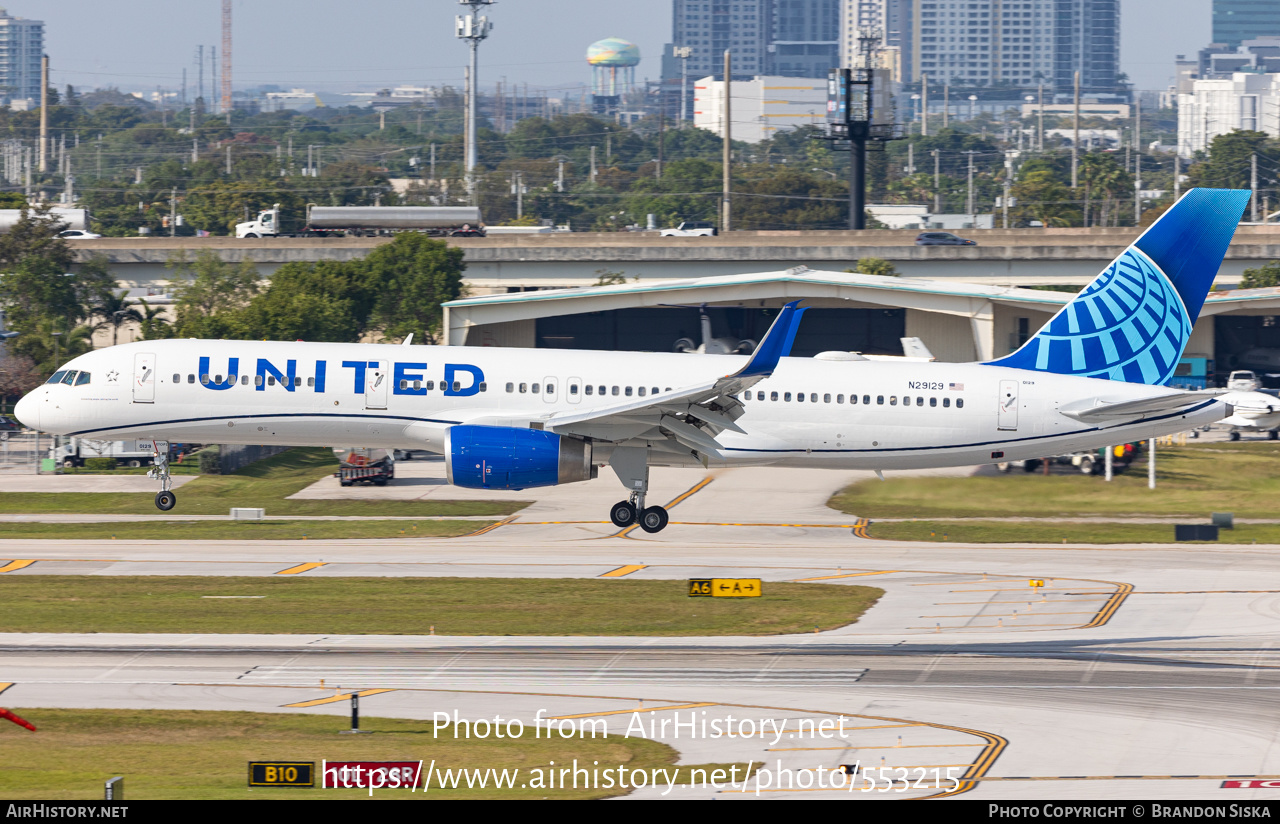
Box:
left=1059, top=391, right=1229, bottom=423
left=541, top=302, right=807, bottom=456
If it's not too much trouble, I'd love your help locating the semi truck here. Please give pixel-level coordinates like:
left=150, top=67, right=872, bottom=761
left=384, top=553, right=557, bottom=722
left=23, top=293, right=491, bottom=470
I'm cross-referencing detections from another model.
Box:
left=236, top=205, right=484, bottom=238
left=0, top=208, right=89, bottom=233
left=51, top=437, right=158, bottom=468
left=332, top=447, right=395, bottom=486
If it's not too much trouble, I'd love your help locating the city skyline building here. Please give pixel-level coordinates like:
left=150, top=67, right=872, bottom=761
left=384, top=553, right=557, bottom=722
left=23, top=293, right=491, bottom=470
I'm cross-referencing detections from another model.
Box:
left=770, top=0, right=840, bottom=77
left=0, top=8, right=43, bottom=104
left=1213, top=0, right=1280, bottom=50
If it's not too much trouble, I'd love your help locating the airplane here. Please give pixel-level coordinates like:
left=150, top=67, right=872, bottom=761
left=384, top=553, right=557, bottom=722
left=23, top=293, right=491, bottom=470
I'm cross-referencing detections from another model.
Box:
left=14, top=188, right=1249, bottom=532
left=1216, top=389, right=1280, bottom=440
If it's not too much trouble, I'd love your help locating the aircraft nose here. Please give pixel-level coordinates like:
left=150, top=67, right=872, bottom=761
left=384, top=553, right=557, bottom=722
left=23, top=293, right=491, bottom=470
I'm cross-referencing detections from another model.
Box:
left=14, top=391, right=39, bottom=431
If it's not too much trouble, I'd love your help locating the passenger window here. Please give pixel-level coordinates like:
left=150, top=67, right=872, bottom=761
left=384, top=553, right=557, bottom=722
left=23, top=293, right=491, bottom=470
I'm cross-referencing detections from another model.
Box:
left=890, top=396, right=897, bottom=405
left=254, top=375, right=263, bottom=387
left=427, top=381, right=435, bottom=390
left=637, top=386, right=645, bottom=397
left=215, top=374, right=223, bottom=384
left=570, top=384, right=579, bottom=396
left=877, top=395, right=885, bottom=405
left=611, top=386, right=619, bottom=396
left=930, top=397, right=937, bottom=407
left=797, top=392, right=804, bottom=402
left=399, top=380, right=409, bottom=390
left=545, top=382, right=555, bottom=394
left=943, top=397, right=951, bottom=408
left=850, top=394, right=858, bottom=404
left=837, top=394, right=844, bottom=404
left=599, top=386, right=607, bottom=395
left=519, top=383, right=527, bottom=393
left=863, top=395, right=871, bottom=404
left=652, top=387, right=659, bottom=395
left=241, top=375, right=249, bottom=385
left=506, top=382, right=514, bottom=393
left=585, top=385, right=593, bottom=395
left=625, top=386, right=633, bottom=396
left=784, top=392, right=792, bottom=402
left=823, top=393, right=831, bottom=403
left=172, top=373, right=180, bottom=384
left=531, top=383, right=539, bottom=393
left=957, top=398, right=965, bottom=409
left=46, top=371, right=67, bottom=384
left=75, top=372, right=91, bottom=385
left=307, top=377, right=315, bottom=387
left=770, top=391, right=778, bottom=401
left=413, top=380, right=422, bottom=390
left=267, top=376, right=276, bottom=386
left=479, top=382, right=487, bottom=392
left=916, top=397, right=924, bottom=407
left=294, top=377, right=301, bottom=387
left=810, top=393, right=817, bottom=403
left=200, top=374, right=210, bottom=385
left=454, top=381, right=462, bottom=392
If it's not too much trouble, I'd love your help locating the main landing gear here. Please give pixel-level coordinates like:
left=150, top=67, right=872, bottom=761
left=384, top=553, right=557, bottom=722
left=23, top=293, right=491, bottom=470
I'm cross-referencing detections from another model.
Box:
left=147, top=440, right=176, bottom=511
left=607, top=445, right=669, bottom=533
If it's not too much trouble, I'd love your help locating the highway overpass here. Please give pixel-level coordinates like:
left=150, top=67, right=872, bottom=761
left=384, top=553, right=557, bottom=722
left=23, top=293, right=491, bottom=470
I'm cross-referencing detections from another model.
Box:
left=72, top=226, right=1280, bottom=299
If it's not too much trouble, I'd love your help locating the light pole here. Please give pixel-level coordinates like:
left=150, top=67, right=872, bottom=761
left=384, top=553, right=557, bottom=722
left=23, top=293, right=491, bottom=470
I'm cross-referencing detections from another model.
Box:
left=1023, top=96, right=1034, bottom=151
left=673, top=45, right=692, bottom=123
left=968, top=94, right=977, bottom=121
left=456, top=1, right=494, bottom=205
left=911, top=94, right=921, bottom=134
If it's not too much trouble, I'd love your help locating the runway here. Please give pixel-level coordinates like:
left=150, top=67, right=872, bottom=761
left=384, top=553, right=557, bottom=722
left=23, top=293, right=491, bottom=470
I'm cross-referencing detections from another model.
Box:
left=4, top=462, right=1280, bottom=799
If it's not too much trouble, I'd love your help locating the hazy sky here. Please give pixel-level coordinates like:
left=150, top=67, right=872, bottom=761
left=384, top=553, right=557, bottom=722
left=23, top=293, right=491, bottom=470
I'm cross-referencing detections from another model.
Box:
left=26, top=0, right=1208, bottom=97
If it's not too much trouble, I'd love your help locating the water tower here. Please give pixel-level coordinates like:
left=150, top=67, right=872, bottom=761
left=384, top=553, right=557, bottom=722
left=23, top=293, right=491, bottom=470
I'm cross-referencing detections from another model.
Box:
left=587, top=37, right=640, bottom=115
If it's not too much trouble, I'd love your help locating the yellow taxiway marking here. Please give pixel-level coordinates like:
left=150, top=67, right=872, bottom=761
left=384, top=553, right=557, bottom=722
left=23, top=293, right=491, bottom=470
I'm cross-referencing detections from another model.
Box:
left=851, top=518, right=872, bottom=538
left=549, top=702, right=716, bottom=720
left=283, top=688, right=395, bottom=708
left=462, top=516, right=517, bottom=537
left=794, top=570, right=895, bottom=582
left=0, top=560, right=35, bottom=573
left=1081, top=581, right=1134, bottom=629
left=0, top=682, right=13, bottom=696
left=599, top=565, right=647, bottom=578
left=275, top=562, right=326, bottom=575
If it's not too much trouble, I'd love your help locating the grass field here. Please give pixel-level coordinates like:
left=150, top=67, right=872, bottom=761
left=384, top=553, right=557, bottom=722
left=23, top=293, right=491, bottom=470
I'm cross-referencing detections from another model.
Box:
left=866, top=520, right=1280, bottom=544
left=0, top=448, right=526, bottom=518
left=830, top=441, right=1280, bottom=520
left=0, top=519, right=490, bottom=541
left=0, top=576, right=883, bottom=635
left=0, top=709, right=753, bottom=799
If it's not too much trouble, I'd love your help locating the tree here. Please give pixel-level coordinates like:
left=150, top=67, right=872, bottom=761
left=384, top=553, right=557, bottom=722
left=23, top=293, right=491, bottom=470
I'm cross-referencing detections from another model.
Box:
left=135, top=299, right=173, bottom=340
left=168, top=250, right=260, bottom=338
left=853, top=257, right=899, bottom=277
left=1190, top=130, right=1277, bottom=191
left=1240, top=261, right=1280, bottom=289
left=239, top=260, right=373, bottom=342
left=1010, top=169, right=1078, bottom=228
left=90, top=290, right=144, bottom=347
left=361, top=234, right=466, bottom=344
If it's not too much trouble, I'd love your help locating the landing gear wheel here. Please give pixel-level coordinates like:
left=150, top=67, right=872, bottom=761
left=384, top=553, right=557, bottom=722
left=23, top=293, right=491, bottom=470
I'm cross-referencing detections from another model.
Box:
left=155, top=490, right=176, bottom=511
left=1229, top=431, right=1241, bottom=441
left=1270, top=430, right=1279, bottom=441
left=609, top=500, right=638, bottom=528
left=639, top=505, right=669, bottom=533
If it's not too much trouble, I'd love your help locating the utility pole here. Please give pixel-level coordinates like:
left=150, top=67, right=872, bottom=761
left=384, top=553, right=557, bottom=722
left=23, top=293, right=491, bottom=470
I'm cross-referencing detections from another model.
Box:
left=1252, top=152, right=1259, bottom=222
left=1072, top=70, right=1080, bottom=189
left=1037, top=83, right=1044, bottom=151
left=933, top=149, right=941, bottom=214
left=965, top=151, right=976, bottom=220
left=170, top=187, right=177, bottom=237
left=456, top=1, right=494, bottom=205
left=1173, top=152, right=1181, bottom=201
left=657, top=108, right=665, bottom=178
left=513, top=171, right=523, bottom=219
left=589, top=145, right=597, bottom=183
left=673, top=45, right=692, bottom=123
left=943, top=80, right=949, bottom=128
left=1134, top=152, right=1142, bottom=224
left=722, top=49, right=732, bottom=232
left=221, top=0, right=233, bottom=116
left=430, top=143, right=436, bottom=182
left=556, top=158, right=565, bottom=192
left=39, top=55, right=49, bottom=174
left=921, top=73, right=929, bottom=136
left=226, top=145, right=232, bottom=176
left=1003, top=152, right=1014, bottom=229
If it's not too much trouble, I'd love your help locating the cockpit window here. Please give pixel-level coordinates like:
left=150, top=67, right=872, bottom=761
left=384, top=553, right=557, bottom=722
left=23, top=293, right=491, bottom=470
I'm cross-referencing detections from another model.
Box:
left=46, top=371, right=67, bottom=384
left=74, top=372, right=91, bottom=386
left=60, top=371, right=79, bottom=385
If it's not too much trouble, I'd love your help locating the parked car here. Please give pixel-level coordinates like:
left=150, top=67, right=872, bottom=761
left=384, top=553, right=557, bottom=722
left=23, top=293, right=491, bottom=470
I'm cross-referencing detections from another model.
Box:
left=58, top=229, right=103, bottom=239
left=660, top=221, right=718, bottom=237
left=915, top=231, right=977, bottom=246
left=0, top=415, right=21, bottom=434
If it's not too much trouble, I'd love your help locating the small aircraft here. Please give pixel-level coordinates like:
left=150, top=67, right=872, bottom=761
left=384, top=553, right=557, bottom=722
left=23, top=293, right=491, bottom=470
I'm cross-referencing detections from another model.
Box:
left=15, top=189, right=1248, bottom=530
left=1217, top=389, right=1280, bottom=440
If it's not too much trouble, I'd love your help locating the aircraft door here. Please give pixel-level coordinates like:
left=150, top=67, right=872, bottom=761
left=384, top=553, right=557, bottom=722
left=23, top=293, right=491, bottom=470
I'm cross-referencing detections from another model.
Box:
left=133, top=353, right=156, bottom=403
left=365, top=361, right=388, bottom=410
left=567, top=377, right=582, bottom=404
left=542, top=376, right=558, bottom=404
left=998, top=379, right=1019, bottom=431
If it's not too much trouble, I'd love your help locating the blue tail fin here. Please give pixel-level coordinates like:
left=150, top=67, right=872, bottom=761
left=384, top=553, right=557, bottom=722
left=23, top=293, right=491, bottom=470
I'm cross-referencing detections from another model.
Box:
left=985, top=188, right=1249, bottom=385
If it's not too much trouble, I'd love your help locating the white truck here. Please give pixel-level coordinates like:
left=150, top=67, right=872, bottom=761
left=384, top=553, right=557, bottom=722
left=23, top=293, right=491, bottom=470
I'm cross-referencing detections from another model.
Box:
left=236, top=205, right=485, bottom=238
left=0, top=207, right=89, bottom=233
left=52, top=437, right=157, bottom=468
left=659, top=220, right=717, bottom=237
left=332, top=447, right=395, bottom=487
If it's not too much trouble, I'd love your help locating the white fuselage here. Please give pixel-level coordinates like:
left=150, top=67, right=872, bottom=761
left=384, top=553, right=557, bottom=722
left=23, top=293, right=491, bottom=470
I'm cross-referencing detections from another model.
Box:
left=17, top=339, right=1228, bottom=473
left=1218, top=390, right=1280, bottom=431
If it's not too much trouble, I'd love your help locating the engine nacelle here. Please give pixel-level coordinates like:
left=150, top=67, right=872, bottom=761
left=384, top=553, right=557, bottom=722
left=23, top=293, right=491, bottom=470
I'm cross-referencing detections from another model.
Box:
left=445, top=425, right=595, bottom=490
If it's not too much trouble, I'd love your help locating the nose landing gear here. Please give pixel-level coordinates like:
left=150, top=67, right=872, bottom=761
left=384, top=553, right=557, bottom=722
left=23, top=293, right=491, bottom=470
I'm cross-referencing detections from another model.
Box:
left=146, top=440, right=176, bottom=511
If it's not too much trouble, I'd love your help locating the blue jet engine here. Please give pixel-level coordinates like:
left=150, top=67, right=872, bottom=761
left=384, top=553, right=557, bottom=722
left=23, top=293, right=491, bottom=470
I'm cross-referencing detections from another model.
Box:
left=445, top=425, right=596, bottom=490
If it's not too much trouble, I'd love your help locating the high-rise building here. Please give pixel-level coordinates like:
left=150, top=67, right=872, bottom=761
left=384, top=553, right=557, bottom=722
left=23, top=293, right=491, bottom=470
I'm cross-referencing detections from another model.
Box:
left=1214, top=0, right=1280, bottom=50
left=0, top=9, right=43, bottom=103
left=770, top=0, right=840, bottom=77
left=670, top=0, right=769, bottom=81
left=911, top=0, right=1120, bottom=97
left=839, top=1, right=911, bottom=81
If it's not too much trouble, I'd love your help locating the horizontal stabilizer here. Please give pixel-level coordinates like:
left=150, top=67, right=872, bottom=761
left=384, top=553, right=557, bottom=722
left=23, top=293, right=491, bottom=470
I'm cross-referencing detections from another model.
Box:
left=1059, top=391, right=1226, bottom=423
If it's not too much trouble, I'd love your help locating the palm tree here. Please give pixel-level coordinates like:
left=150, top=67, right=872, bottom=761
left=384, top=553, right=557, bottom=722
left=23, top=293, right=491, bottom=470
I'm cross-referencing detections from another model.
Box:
left=90, top=291, right=143, bottom=347
left=135, top=299, right=173, bottom=341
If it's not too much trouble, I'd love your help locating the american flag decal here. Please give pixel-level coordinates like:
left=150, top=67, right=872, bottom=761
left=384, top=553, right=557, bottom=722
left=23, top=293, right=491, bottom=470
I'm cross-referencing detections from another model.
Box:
left=948, top=382, right=964, bottom=391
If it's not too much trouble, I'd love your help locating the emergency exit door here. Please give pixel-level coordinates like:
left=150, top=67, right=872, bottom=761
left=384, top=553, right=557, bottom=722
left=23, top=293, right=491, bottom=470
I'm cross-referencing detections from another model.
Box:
left=365, top=361, right=388, bottom=410
left=997, top=380, right=1019, bottom=431
left=133, top=353, right=156, bottom=403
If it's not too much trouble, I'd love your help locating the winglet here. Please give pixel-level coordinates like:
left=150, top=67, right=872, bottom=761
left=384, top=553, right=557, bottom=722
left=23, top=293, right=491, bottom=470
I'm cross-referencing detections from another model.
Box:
left=731, top=301, right=804, bottom=379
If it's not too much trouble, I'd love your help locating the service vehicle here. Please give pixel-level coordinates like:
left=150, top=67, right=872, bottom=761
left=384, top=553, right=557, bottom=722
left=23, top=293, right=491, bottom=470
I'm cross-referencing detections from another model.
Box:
left=51, top=437, right=158, bottom=468
left=235, top=205, right=485, bottom=238
left=660, top=221, right=718, bottom=237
